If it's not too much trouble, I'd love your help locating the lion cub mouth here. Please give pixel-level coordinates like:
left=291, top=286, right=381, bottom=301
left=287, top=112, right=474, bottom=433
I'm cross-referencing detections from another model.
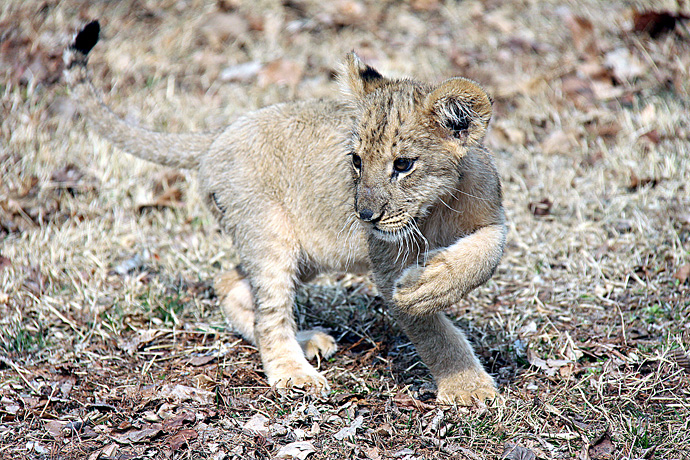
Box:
left=369, top=211, right=414, bottom=242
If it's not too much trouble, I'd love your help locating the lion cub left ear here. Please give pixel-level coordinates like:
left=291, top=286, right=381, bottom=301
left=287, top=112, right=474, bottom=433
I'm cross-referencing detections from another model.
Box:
left=424, top=77, right=493, bottom=147
left=340, top=52, right=388, bottom=99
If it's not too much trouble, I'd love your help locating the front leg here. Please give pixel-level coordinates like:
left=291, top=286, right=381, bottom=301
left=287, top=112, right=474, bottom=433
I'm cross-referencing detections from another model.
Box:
left=393, top=223, right=505, bottom=316
left=396, top=311, right=497, bottom=405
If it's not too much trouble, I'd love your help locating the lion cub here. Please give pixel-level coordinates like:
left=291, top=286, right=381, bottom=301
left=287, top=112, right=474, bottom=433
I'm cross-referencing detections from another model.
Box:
left=65, top=21, right=506, bottom=405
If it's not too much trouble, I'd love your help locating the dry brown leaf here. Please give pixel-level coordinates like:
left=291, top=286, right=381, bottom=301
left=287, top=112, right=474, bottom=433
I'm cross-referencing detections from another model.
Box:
left=275, top=441, right=316, bottom=459
left=159, top=384, right=213, bottom=405
left=373, top=422, right=393, bottom=436
left=0, top=255, right=10, bottom=271
left=189, top=354, right=216, bottom=366
left=167, top=429, right=198, bottom=450
left=673, top=264, right=690, bottom=285
left=45, top=420, right=67, bottom=439
left=561, top=75, right=597, bottom=109
left=502, top=443, right=536, bottom=460
left=588, top=431, right=615, bottom=460
left=633, top=10, right=689, bottom=38
left=192, top=373, right=217, bottom=391
left=392, top=392, right=435, bottom=411
left=258, top=59, right=303, bottom=88
left=639, top=129, right=661, bottom=145
left=114, top=426, right=162, bottom=444
left=564, top=14, right=598, bottom=57
left=364, top=446, right=382, bottom=460
left=243, top=413, right=270, bottom=436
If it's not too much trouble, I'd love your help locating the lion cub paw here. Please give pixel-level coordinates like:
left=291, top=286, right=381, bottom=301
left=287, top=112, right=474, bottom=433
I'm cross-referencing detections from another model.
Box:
left=268, top=363, right=330, bottom=395
left=436, top=369, right=498, bottom=406
left=296, top=330, right=338, bottom=360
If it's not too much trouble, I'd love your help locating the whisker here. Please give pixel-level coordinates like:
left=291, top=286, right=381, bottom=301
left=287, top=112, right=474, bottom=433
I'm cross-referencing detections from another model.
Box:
left=447, top=185, right=490, bottom=202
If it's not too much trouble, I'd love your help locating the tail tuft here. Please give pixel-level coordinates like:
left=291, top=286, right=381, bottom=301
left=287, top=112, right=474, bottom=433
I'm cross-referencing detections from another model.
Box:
left=72, top=20, right=100, bottom=56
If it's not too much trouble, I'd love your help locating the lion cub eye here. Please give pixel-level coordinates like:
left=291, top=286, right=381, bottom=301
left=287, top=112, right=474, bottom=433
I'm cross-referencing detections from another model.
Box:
left=351, top=153, right=362, bottom=170
left=393, top=158, right=415, bottom=173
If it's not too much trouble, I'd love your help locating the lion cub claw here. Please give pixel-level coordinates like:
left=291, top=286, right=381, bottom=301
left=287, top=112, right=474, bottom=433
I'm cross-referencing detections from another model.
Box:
left=296, top=330, right=337, bottom=360
left=268, top=364, right=330, bottom=396
left=436, top=369, right=498, bottom=406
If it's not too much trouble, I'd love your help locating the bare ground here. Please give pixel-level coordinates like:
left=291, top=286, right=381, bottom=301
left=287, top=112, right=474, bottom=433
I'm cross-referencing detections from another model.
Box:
left=1, top=0, right=690, bottom=459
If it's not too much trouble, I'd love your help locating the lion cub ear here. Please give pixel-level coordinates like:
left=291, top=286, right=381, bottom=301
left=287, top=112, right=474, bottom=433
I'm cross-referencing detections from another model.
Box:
left=424, top=78, right=493, bottom=147
left=340, top=52, right=388, bottom=99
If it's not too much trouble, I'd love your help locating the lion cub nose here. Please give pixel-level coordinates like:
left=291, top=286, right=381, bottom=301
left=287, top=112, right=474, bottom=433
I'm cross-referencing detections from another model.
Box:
left=358, top=209, right=374, bottom=221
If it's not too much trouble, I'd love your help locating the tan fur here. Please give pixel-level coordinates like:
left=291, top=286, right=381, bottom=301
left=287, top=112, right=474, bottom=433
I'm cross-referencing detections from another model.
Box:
left=65, top=27, right=506, bottom=404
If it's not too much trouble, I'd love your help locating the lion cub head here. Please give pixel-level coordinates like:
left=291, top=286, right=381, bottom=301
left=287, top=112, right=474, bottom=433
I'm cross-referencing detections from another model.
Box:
left=341, top=53, right=493, bottom=243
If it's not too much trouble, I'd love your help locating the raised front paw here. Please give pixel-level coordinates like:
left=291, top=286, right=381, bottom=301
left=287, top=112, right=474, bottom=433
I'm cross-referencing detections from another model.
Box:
left=296, top=329, right=338, bottom=360
left=267, top=361, right=331, bottom=396
left=393, top=262, right=450, bottom=315
left=436, top=368, right=498, bottom=406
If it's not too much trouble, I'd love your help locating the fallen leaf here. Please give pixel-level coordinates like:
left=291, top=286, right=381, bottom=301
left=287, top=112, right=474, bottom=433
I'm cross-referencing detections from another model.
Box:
left=633, top=10, right=689, bottom=38
left=0, top=255, right=10, bottom=271
left=163, top=410, right=196, bottom=431
left=502, top=443, right=536, bottom=460
left=588, top=431, right=615, bottom=460
left=243, top=413, right=269, bottom=436
left=373, top=423, right=393, bottom=436
left=189, top=354, right=216, bottom=366
left=364, top=446, right=382, bottom=460
left=333, top=415, right=364, bottom=440
left=564, top=13, right=598, bottom=57
left=275, top=441, right=316, bottom=459
left=392, top=392, right=436, bottom=411
left=114, top=427, right=162, bottom=444
left=45, top=420, right=67, bottom=439
left=673, top=264, right=690, bottom=285
left=159, top=384, right=213, bottom=405
left=168, top=429, right=198, bottom=450
left=527, top=349, right=569, bottom=377
left=528, top=198, right=552, bottom=217
left=639, top=129, right=661, bottom=144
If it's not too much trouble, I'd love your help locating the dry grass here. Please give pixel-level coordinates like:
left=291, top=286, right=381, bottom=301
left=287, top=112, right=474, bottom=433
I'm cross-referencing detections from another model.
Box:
left=2, top=0, right=690, bottom=458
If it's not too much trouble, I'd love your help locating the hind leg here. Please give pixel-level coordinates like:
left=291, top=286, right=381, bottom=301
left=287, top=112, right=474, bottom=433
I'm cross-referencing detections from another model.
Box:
left=215, top=268, right=337, bottom=360
left=215, top=268, right=256, bottom=343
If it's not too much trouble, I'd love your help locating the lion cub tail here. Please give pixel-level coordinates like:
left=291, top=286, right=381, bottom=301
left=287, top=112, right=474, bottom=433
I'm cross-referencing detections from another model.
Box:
left=64, top=21, right=213, bottom=170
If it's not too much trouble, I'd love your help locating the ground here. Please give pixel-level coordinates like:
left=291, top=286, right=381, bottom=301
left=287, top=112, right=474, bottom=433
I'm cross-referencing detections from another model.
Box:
left=1, top=0, right=690, bottom=459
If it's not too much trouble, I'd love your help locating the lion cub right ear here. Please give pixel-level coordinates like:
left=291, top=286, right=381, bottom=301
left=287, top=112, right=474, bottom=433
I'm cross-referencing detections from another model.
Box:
left=340, top=52, right=388, bottom=99
left=424, top=78, right=493, bottom=146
